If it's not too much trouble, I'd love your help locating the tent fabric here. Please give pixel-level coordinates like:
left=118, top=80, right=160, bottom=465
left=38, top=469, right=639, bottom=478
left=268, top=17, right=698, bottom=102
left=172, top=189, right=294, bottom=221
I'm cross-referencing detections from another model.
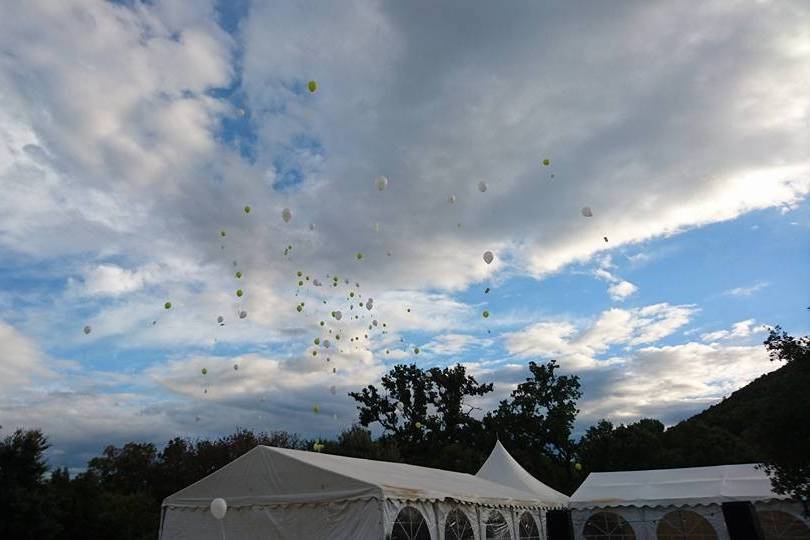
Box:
left=475, top=440, right=570, bottom=507
left=569, top=463, right=789, bottom=509
left=162, top=445, right=549, bottom=509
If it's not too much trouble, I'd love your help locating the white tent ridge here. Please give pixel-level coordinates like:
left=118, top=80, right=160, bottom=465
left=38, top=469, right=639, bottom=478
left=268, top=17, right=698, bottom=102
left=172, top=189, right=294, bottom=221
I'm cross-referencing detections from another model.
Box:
left=476, top=440, right=569, bottom=507
left=570, top=463, right=790, bottom=509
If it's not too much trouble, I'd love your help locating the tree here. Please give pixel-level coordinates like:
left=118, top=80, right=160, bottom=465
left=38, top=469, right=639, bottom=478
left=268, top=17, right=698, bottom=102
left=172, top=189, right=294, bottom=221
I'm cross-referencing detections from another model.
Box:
left=577, top=419, right=667, bottom=473
left=758, top=327, right=810, bottom=507
left=349, top=363, right=493, bottom=470
left=485, top=360, right=582, bottom=492
left=0, top=429, right=59, bottom=539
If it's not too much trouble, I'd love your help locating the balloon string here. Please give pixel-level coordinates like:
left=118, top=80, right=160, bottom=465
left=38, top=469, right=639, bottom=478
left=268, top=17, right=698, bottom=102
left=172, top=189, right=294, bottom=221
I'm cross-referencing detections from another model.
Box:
left=219, top=519, right=226, bottom=540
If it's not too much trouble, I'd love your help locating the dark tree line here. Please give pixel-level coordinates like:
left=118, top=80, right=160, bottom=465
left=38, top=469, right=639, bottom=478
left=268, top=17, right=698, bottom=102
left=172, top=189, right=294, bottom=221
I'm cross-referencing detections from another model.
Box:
left=1, top=328, right=806, bottom=539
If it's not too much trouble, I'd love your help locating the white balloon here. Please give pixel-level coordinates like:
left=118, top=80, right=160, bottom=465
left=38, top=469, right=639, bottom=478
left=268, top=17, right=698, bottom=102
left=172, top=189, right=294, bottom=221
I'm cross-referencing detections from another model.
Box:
left=581, top=206, right=593, bottom=218
left=448, top=195, right=456, bottom=204
left=334, top=311, right=343, bottom=321
left=239, top=310, right=247, bottom=319
left=217, top=315, right=224, bottom=324
left=309, top=222, right=315, bottom=231
left=366, top=298, right=374, bottom=310
left=323, top=340, right=331, bottom=348
left=483, top=251, right=494, bottom=265
left=375, top=175, right=389, bottom=191
left=282, top=208, right=292, bottom=223
left=478, top=181, right=488, bottom=193
left=210, top=498, right=227, bottom=520
left=83, top=325, right=92, bottom=335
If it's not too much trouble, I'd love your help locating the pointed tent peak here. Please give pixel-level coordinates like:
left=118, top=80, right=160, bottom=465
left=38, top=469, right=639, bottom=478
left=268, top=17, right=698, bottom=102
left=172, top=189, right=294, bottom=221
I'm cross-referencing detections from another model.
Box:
left=476, top=441, right=569, bottom=507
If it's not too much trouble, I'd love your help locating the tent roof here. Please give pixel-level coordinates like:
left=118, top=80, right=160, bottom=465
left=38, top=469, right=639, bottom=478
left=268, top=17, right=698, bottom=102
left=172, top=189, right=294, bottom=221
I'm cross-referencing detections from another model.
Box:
left=570, top=463, right=788, bottom=509
left=476, top=441, right=569, bottom=507
left=163, top=446, right=551, bottom=509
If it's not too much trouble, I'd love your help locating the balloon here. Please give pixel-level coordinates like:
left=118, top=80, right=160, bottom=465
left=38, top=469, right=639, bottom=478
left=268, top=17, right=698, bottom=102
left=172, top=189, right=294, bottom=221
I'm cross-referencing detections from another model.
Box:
left=604, top=236, right=609, bottom=243
left=448, top=195, right=456, bottom=204
left=236, top=289, right=243, bottom=297
left=235, top=271, right=242, bottom=279
left=415, top=422, right=422, bottom=429
left=308, top=80, right=318, bottom=93
left=164, top=302, right=172, bottom=310
left=482, top=310, right=490, bottom=318
left=575, top=463, right=582, bottom=471
left=233, top=364, right=239, bottom=371
left=83, top=325, right=92, bottom=335
left=478, top=181, right=488, bottom=193
left=201, top=368, right=208, bottom=375
left=323, top=340, right=331, bottom=348
left=210, top=498, right=227, bottom=520
left=414, top=347, right=420, bottom=354
left=483, top=251, right=494, bottom=264
left=217, top=315, right=224, bottom=324
left=543, top=158, right=550, bottom=166
left=220, top=230, right=226, bottom=237
left=334, top=311, right=342, bottom=321
left=372, top=320, right=378, bottom=326
left=239, top=310, right=247, bottom=319
left=314, top=338, right=320, bottom=345
left=244, top=205, right=251, bottom=214
left=312, top=404, right=320, bottom=414
left=375, top=175, right=389, bottom=191
left=330, top=385, right=336, bottom=395
left=309, top=222, right=315, bottom=231
left=296, top=305, right=303, bottom=313
left=581, top=207, right=593, bottom=218
left=366, top=298, right=374, bottom=310
left=356, top=252, right=363, bottom=260
left=237, top=108, right=245, bottom=117
left=282, top=208, right=292, bottom=223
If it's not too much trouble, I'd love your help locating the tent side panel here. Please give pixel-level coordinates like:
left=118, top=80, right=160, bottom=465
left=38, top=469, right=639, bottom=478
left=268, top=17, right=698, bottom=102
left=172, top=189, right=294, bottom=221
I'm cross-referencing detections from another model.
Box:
left=160, top=498, right=383, bottom=540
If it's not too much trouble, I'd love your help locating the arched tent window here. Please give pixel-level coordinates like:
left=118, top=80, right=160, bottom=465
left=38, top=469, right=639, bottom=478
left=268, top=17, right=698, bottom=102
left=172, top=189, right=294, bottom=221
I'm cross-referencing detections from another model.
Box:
left=444, top=508, right=475, bottom=540
left=485, top=509, right=512, bottom=540
left=518, top=512, right=541, bottom=540
left=391, top=506, right=431, bottom=540
left=657, top=510, right=717, bottom=540
left=758, top=510, right=810, bottom=540
left=583, top=512, right=636, bottom=540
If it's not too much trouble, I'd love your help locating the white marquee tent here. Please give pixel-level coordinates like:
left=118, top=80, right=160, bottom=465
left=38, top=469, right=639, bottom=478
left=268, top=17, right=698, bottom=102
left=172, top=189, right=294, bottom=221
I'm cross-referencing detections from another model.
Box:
left=476, top=440, right=569, bottom=507
left=569, top=464, right=810, bottom=540
left=160, top=445, right=563, bottom=540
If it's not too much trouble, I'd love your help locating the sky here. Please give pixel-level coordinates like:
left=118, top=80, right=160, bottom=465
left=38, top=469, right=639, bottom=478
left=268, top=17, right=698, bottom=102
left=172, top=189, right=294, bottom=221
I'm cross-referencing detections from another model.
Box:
left=0, top=0, right=809, bottom=469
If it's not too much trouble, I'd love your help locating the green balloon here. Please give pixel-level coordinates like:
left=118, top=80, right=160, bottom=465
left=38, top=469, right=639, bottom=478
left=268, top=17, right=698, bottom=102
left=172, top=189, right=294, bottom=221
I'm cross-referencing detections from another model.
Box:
left=414, top=347, right=420, bottom=354
left=314, top=338, right=320, bottom=345
left=297, top=305, right=303, bottom=312
left=308, top=80, right=318, bottom=93
left=543, top=158, right=550, bottom=166
left=236, top=289, right=243, bottom=297
left=235, top=271, right=242, bottom=279
left=220, top=230, right=226, bottom=237
left=201, top=368, right=207, bottom=375
left=164, top=302, right=172, bottom=309
left=244, top=205, right=251, bottom=214
left=483, top=310, right=490, bottom=318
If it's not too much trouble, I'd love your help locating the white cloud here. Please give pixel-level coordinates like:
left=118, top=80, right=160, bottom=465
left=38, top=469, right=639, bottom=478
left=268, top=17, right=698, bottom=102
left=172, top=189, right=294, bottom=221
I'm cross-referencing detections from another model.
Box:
left=425, top=333, right=493, bottom=356
left=608, top=280, right=639, bottom=301
left=723, top=282, right=769, bottom=297
left=504, top=303, right=698, bottom=370
left=700, top=318, right=765, bottom=343
left=0, top=321, right=55, bottom=391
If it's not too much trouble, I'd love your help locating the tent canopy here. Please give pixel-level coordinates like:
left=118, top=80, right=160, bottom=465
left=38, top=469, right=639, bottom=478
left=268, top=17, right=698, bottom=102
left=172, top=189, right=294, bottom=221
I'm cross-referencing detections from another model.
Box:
left=476, top=440, right=569, bottom=507
left=570, top=463, right=787, bottom=509
left=163, top=446, right=552, bottom=509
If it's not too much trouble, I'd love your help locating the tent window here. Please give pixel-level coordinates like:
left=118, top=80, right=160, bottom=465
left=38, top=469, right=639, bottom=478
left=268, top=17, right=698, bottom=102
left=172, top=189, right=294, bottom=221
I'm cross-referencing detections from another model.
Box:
left=758, top=510, right=810, bottom=540
left=657, top=510, right=717, bottom=540
left=445, top=508, right=475, bottom=540
left=391, top=506, right=431, bottom=540
left=583, top=512, right=636, bottom=540
left=485, top=510, right=512, bottom=540
left=518, top=512, right=541, bottom=540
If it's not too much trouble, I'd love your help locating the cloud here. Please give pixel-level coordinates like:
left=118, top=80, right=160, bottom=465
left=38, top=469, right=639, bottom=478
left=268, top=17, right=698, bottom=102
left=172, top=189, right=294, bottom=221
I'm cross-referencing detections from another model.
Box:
left=577, top=341, right=775, bottom=424
left=593, top=256, right=638, bottom=301
left=723, top=282, right=770, bottom=297
left=504, top=303, right=698, bottom=370
left=424, top=333, right=493, bottom=356
left=608, top=281, right=639, bottom=301
left=700, top=319, right=765, bottom=343
left=0, top=321, right=55, bottom=391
